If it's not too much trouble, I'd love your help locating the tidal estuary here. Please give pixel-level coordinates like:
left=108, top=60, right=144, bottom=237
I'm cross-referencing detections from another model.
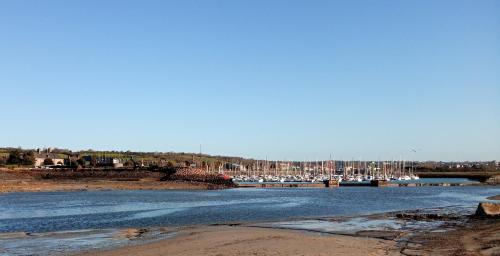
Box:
left=0, top=179, right=498, bottom=255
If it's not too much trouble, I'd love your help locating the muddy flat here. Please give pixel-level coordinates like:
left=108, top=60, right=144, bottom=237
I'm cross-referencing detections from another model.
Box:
left=0, top=179, right=216, bottom=193
left=78, top=225, right=398, bottom=256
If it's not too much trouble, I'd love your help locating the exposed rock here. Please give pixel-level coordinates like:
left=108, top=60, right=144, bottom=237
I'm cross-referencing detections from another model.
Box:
left=395, top=213, right=458, bottom=221
left=487, top=195, right=500, bottom=201
left=485, top=175, right=500, bottom=185
left=355, top=230, right=401, bottom=240
left=475, top=202, right=500, bottom=217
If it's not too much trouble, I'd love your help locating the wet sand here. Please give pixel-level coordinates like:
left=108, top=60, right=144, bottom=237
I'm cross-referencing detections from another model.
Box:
left=76, top=220, right=500, bottom=256
left=78, top=225, right=398, bottom=256
left=402, top=218, right=500, bottom=256
left=487, top=195, right=500, bottom=201
left=76, top=210, right=500, bottom=256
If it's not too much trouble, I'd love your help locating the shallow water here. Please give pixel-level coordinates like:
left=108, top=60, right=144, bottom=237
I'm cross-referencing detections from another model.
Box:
left=266, top=218, right=403, bottom=234
left=0, top=228, right=175, bottom=256
left=0, top=182, right=497, bottom=234
left=0, top=229, right=121, bottom=256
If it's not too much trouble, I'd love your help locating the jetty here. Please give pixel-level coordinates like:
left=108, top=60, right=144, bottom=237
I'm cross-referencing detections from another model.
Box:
left=236, top=179, right=476, bottom=188
left=237, top=182, right=325, bottom=188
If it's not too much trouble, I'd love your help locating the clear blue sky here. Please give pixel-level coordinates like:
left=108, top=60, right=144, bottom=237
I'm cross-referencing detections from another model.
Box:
left=0, top=0, right=499, bottom=161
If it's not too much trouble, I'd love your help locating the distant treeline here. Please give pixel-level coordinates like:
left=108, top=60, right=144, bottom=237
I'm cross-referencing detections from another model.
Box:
left=0, top=147, right=498, bottom=171
left=0, top=147, right=257, bottom=168
left=0, top=149, right=35, bottom=166
left=415, top=164, right=497, bottom=172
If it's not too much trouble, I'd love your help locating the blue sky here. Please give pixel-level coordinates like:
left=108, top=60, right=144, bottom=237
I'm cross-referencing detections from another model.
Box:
left=0, top=0, right=499, bottom=161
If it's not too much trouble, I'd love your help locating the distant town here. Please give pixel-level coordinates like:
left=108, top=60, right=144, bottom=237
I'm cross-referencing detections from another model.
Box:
left=1, top=147, right=498, bottom=173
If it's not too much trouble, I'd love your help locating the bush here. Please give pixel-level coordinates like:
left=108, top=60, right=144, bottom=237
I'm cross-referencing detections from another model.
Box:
left=43, top=158, right=54, bottom=166
left=6, top=150, right=35, bottom=166
left=24, top=151, right=35, bottom=165
left=7, top=150, right=22, bottom=164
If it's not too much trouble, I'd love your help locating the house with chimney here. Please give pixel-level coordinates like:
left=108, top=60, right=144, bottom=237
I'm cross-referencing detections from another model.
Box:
left=34, top=148, right=66, bottom=167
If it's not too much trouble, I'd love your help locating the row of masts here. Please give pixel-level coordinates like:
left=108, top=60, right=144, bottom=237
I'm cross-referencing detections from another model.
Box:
left=205, top=159, right=417, bottom=181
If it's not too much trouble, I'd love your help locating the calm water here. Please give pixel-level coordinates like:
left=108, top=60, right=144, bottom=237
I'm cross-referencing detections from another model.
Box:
left=0, top=181, right=498, bottom=234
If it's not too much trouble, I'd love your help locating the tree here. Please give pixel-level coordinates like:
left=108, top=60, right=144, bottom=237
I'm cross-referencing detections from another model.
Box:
left=166, top=161, right=174, bottom=168
left=23, top=151, right=35, bottom=165
left=90, top=156, right=97, bottom=167
left=77, top=158, right=85, bottom=167
left=7, top=150, right=22, bottom=165
left=69, top=159, right=78, bottom=167
left=6, top=150, right=36, bottom=166
left=124, top=158, right=140, bottom=170
left=43, top=158, right=54, bottom=166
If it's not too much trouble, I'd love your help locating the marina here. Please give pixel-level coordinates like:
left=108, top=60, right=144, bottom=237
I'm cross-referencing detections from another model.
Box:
left=234, top=178, right=479, bottom=188
left=226, top=159, right=422, bottom=185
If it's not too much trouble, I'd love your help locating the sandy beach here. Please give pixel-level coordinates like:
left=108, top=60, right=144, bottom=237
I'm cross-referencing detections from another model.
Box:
left=78, top=226, right=398, bottom=256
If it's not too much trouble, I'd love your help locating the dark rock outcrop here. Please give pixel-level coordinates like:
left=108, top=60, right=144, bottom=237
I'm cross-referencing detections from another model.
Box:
left=485, top=175, right=500, bottom=185
left=475, top=202, right=500, bottom=218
